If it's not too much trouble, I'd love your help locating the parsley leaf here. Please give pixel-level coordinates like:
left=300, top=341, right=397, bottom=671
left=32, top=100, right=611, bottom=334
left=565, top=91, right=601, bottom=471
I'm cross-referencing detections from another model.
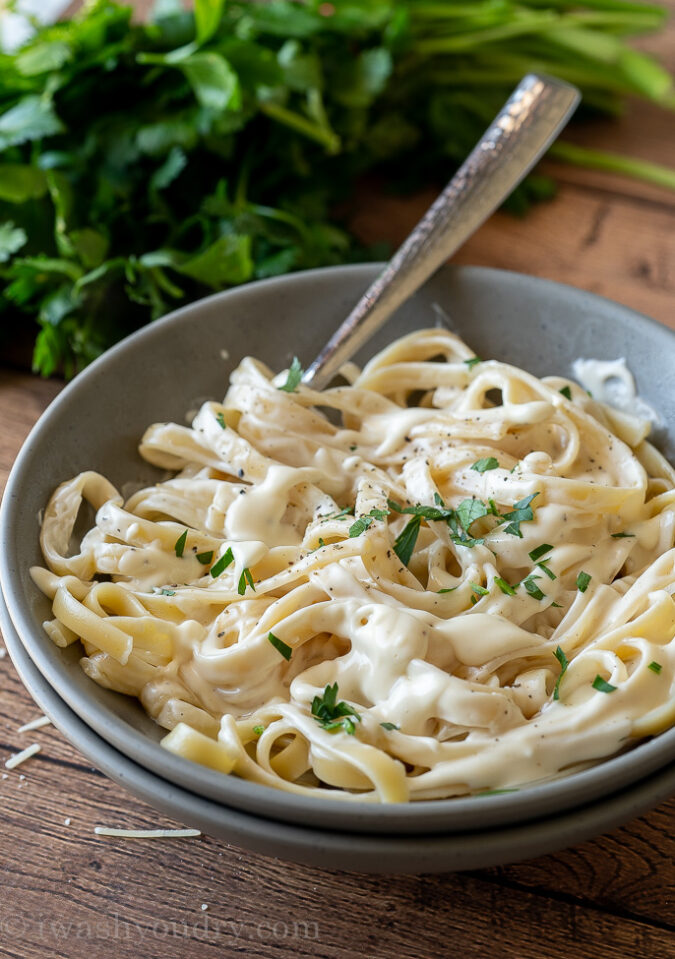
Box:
left=196, top=550, right=214, bottom=565
left=279, top=356, right=304, bottom=393
left=311, top=683, right=360, bottom=735
left=559, top=385, right=572, bottom=400
left=495, top=577, right=516, bottom=596
left=648, top=661, right=662, bottom=674
left=576, top=571, right=592, bottom=592
left=238, top=567, right=255, bottom=595
left=252, top=724, right=264, bottom=736
left=528, top=543, right=553, bottom=562
left=323, top=506, right=354, bottom=522
left=592, top=675, right=617, bottom=693
left=348, top=507, right=389, bottom=538
left=174, top=529, right=188, bottom=558
left=267, top=631, right=292, bottom=661
left=464, top=356, right=482, bottom=369
left=611, top=532, right=635, bottom=539
left=380, top=722, right=399, bottom=731
left=500, top=493, right=539, bottom=538
left=393, top=515, right=422, bottom=566
left=470, top=582, right=489, bottom=596
left=521, top=574, right=545, bottom=601
left=552, top=646, right=568, bottom=701
left=536, top=560, right=556, bottom=581
left=471, top=457, right=499, bottom=473
left=210, top=547, right=234, bottom=578
left=215, top=412, right=226, bottom=429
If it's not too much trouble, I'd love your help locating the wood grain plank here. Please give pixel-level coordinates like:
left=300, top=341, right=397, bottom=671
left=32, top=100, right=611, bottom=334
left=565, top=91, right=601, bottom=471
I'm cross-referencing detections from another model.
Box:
left=349, top=180, right=675, bottom=330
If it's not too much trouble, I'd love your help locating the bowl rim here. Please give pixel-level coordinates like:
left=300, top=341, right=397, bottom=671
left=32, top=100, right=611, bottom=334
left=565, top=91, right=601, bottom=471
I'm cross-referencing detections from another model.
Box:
left=2, top=262, right=674, bottom=834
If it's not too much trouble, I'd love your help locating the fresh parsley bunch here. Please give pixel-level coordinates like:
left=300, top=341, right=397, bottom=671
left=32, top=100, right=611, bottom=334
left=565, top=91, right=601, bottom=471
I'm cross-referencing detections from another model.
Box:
left=0, top=0, right=673, bottom=377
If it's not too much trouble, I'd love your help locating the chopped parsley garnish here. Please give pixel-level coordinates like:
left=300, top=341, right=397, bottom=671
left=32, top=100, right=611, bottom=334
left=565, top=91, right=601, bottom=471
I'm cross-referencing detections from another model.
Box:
left=252, top=725, right=264, bottom=736
left=323, top=505, right=354, bottom=522
left=456, top=497, right=490, bottom=531
left=536, top=560, right=556, bottom=581
left=501, top=492, right=539, bottom=538
left=576, top=571, right=592, bottom=592
left=559, top=385, right=572, bottom=400
left=278, top=356, right=304, bottom=393
left=470, top=583, right=489, bottom=596
left=215, top=412, right=226, bottom=429
left=380, top=722, right=399, bottom=731
left=394, top=515, right=422, bottom=566
left=349, top=444, right=357, bottom=451
left=437, top=586, right=458, bottom=594
left=495, top=577, right=516, bottom=596
left=210, top=547, right=234, bottom=578
left=309, top=537, right=326, bottom=553
left=311, top=683, right=360, bottom=735
left=196, top=550, right=214, bottom=565
left=174, top=529, right=188, bottom=558
left=238, top=567, right=255, bottom=595
left=348, top=508, right=389, bottom=538
left=611, top=532, right=635, bottom=539
left=648, top=661, right=662, bottom=674
left=552, top=646, right=568, bottom=701
left=464, top=356, right=482, bottom=369
left=521, top=574, right=545, bottom=601
left=592, top=675, right=617, bottom=693
left=471, top=457, right=499, bottom=473
left=529, top=543, right=553, bottom=562
left=267, top=632, right=292, bottom=661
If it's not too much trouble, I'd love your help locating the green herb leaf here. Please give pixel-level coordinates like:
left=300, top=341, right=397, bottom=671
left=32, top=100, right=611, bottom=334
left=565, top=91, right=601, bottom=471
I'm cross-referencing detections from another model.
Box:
left=536, top=560, right=556, bottom=581
left=267, top=631, right=292, bottom=661
left=349, top=507, right=389, bottom=538
left=215, top=412, right=226, bottom=429
left=323, top=506, right=354, bottom=522
left=238, top=567, right=255, bottom=595
left=0, top=221, right=27, bottom=263
left=210, top=547, right=234, bottom=578
left=437, top=586, right=458, bottom=594
left=501, top=493, right=539, bottom=538
left=529, top=543, right=553, bottom=562
left=196, top=550, right=214, bottom=565
left=464, top=356, right=482, bottom=369
left=559, top=385, right=572, bottom=400
left=471, top=457, right=499, bottom=473
left=576, top=571, right=592, bottom=592
left=279, top=356, right=304, bottom=393
left=380, top=722, right=399, bottom=731
left=592, top=675, right=617, bottom=693
left=495, top=577, right=516, bottom=596
left=611, top=532, right=635, bottom=538
left=470, top=582, right=489, bottom=596
left=552, top=646, right=568, bottom=701
left=174, top=529, right=188, bottom=557
left=521, top=575, right=545, bottom=601
left=456, top=498, right=490, bottom=531
left=393, top=515, right=422, bottom=566
left=648, top=661, right=662, bottom=674
left=252, top=724, right=264, bottom=736
left=311, top=682, right=360, bottom=735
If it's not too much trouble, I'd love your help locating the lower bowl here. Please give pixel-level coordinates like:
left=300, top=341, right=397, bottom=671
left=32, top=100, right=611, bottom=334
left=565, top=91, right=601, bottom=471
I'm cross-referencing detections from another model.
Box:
left=3, top=589, right=674, bottom=873
left=2, top=264, right=675, bottom=836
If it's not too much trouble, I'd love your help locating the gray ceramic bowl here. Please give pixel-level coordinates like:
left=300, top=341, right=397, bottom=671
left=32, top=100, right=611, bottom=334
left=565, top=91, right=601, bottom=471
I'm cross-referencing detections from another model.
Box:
left=3, top=590, right=675, bottom=873
left=2, top=264, right=675, bottom=844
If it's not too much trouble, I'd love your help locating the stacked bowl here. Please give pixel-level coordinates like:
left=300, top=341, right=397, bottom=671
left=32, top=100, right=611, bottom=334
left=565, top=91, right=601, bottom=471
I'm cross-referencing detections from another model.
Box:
left=2, top=264, right=674, bottom=873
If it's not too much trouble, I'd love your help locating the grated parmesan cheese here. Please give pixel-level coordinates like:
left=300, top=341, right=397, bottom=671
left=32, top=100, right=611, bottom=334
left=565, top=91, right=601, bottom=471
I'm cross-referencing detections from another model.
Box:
left=5, top=743, right=41, bottom=769
left=18, top=715, right=52, bottom=733
left=94, top=826, right=201, bottom=838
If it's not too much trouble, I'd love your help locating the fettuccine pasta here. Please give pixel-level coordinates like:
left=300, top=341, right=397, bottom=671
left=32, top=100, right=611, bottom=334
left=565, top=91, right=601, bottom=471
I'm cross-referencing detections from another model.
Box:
left=32, top=329, right=675, bottom=802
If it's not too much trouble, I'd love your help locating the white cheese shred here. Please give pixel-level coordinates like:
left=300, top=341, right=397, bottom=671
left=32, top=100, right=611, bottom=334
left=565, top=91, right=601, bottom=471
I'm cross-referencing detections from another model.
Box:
left=5, top=743, right=41, bottom=769
left=93, top=826, right=201, bottom=838
left=17, top=715, right=52, bottom=733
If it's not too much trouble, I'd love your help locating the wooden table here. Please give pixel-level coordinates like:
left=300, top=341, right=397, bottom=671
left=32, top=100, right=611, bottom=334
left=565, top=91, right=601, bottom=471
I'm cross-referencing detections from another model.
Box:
left=1, top=9, right=675, bottom=959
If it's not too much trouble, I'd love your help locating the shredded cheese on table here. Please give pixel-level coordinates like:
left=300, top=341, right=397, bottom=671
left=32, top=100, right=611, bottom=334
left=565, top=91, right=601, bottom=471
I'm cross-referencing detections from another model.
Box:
left=5, top=743, right=41, bottom=769
left=31, top=329, right=675, bottom=803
